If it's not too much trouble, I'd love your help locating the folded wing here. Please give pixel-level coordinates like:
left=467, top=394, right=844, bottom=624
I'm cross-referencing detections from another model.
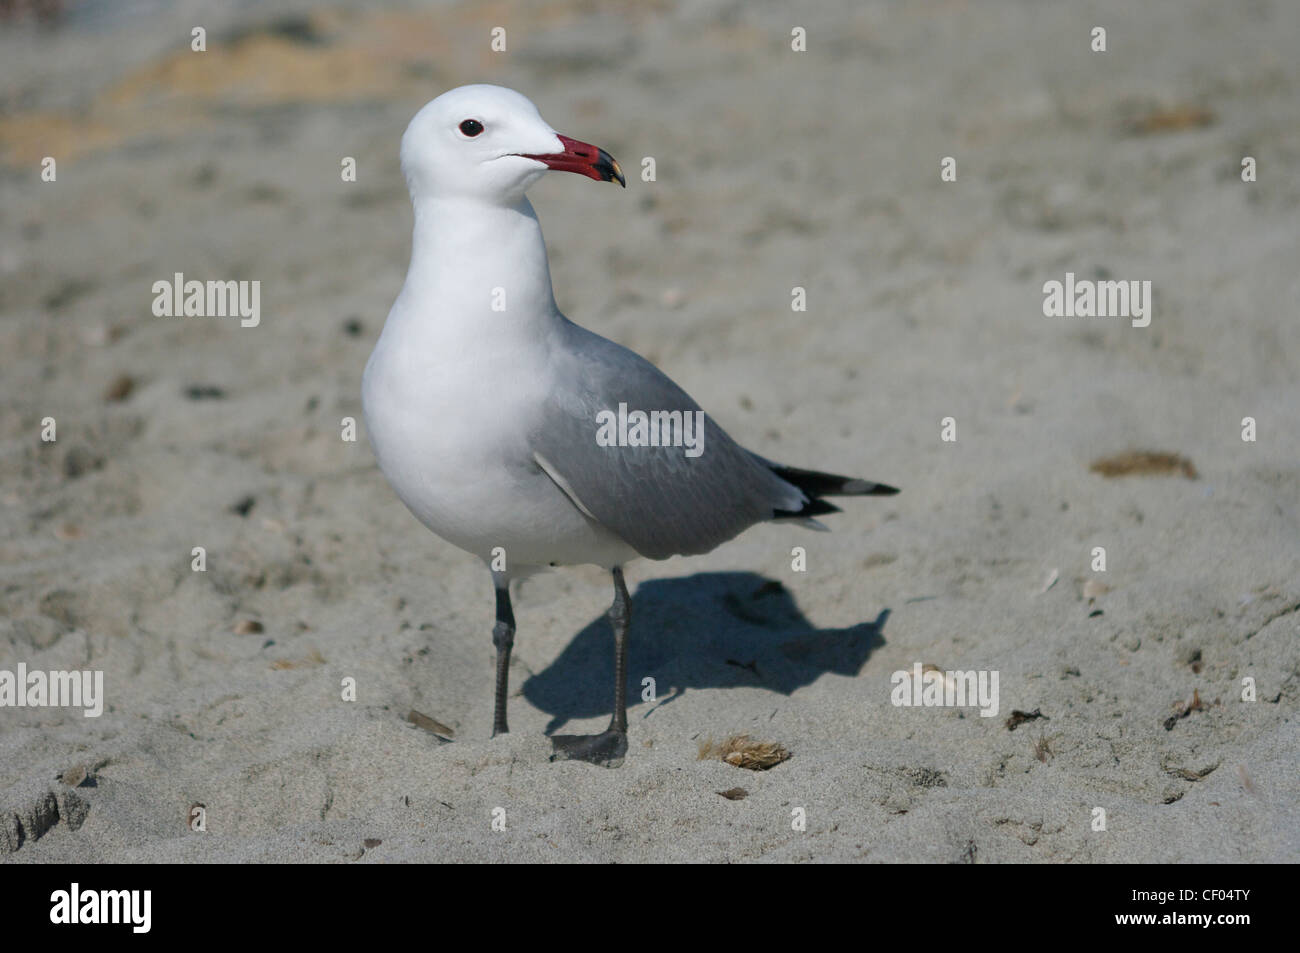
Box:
left=528, top=322, right=812, bottom=559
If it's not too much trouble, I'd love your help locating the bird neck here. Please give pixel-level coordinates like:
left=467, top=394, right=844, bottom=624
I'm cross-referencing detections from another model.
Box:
left=402, top=194, right=560, bottom=327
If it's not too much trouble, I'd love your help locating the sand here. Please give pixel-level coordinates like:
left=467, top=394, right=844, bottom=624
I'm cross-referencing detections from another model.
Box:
left=1, top=0, right=1297, bottom=863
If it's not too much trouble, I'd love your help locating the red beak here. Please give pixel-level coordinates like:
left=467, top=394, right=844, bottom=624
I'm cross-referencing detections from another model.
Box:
left=517, top=134, right=626, bottom=187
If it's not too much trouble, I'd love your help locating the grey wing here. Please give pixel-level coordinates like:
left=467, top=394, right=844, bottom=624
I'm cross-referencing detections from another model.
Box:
left=528, top=322, right=805, bottom=560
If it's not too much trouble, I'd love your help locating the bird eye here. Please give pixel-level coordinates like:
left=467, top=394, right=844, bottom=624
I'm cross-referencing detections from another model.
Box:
left=459, top=119, right=484, bottom=137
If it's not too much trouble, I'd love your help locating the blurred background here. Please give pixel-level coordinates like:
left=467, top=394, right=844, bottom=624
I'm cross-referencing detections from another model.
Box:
left=1, top=1, right=1297, bottom=862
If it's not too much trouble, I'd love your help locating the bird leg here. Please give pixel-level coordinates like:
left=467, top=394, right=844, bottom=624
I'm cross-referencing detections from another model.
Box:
left=491, top=581, right=515, bottom=736
left=550, top=566, right=631, bottom=767
left=608, top=566, right=630, bottom=734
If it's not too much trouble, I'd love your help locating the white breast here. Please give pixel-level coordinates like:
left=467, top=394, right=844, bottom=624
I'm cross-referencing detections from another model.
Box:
left=361, top=307, right=637, bottom=574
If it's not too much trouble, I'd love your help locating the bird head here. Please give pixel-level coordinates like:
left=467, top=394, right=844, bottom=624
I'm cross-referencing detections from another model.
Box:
left=400, top=84, right=625, bottom=204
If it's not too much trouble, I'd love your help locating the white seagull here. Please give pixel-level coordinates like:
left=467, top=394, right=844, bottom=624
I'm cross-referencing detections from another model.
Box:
left=362, top=84, right=898, bottom=765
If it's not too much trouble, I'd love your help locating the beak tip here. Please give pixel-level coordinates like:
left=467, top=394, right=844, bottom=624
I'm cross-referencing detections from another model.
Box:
left=605, top=156, right=626, bottom=188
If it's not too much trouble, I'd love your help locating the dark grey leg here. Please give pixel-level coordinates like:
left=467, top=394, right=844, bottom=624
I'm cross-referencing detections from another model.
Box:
left=608, top=566, right=631, bottom=733
left=492, top=581, right=515, bottom=736
left=550, top=566, right=631, bottom=767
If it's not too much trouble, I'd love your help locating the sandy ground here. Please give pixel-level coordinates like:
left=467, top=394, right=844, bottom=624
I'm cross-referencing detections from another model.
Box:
left=1, top=0, right=1297, bottom=863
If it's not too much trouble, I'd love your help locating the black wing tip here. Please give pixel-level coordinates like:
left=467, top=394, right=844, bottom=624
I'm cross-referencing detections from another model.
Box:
left=773, top=498, right=842, bottom=520
left=768, top=463, right=900, bottom=498
left=845, top=480, right=900, bottom=496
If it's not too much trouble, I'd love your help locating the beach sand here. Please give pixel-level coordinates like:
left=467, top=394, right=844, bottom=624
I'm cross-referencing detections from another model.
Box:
left=1, top=0, right=1297, bottom=862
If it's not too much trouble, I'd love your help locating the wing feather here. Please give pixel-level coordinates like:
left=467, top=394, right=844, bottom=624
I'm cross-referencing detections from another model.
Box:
left=529, top=323, right=804, bottom=560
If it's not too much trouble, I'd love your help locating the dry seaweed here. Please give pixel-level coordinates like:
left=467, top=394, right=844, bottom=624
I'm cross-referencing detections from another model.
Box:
left=698, top=734, right=790, bottom=771
left=1090, top=451, right=1197, bottom=479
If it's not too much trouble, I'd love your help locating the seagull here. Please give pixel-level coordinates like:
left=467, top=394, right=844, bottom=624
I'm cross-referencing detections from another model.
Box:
left=362, top=84, right=898, bottom=766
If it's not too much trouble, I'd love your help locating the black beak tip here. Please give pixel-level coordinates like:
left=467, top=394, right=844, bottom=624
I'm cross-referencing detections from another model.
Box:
left=596, top=148, right=626, bottom=188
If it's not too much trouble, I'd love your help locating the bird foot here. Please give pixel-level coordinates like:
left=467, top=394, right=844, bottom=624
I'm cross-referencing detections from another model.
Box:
left=549, top=728, right=628, bottom=767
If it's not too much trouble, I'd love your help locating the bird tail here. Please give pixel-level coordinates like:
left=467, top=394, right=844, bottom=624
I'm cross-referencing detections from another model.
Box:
left=761, top=460, right=899, bottom=521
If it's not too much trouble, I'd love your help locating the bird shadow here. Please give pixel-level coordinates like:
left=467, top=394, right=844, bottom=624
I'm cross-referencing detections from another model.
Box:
left=521, top=571, right=889, bottom=734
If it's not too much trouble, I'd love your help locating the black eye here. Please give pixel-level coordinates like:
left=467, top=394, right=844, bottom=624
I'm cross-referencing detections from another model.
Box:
left=459, top=119, right=484, bottom=137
